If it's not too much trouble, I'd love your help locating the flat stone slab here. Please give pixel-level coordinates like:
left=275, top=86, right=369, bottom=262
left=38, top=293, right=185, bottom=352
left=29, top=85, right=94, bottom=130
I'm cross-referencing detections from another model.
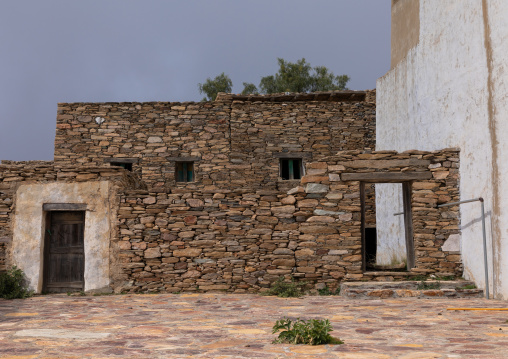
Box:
left=341, top=281, right=484, bottom=299
left=15, top=329, right=110, bottom=339
left=1, top=293, right=507, bottom=358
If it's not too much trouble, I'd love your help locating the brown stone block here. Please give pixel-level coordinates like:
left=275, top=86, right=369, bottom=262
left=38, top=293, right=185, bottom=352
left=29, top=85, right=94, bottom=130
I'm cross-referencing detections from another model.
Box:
left=173, top=248, right=202, bottom=257
left=367, top=289, right=394, bottom=298
left=273, top=259, right=296, bottom=267
left=300, top=226, right=337, bottom=234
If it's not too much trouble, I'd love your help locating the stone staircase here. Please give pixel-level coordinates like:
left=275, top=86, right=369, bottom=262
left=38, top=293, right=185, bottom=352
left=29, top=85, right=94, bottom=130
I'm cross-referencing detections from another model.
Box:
left=340, top=280, right=484, bottom=299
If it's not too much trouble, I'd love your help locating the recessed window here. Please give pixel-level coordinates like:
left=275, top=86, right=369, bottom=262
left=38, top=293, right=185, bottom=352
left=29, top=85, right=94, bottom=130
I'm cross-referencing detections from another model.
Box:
left=176, top=162, right=194, bottom=182
left=104, top=158, right=137, bottom=171
left=280, top=158, right=302, bottom=180
left=110, top=162, right=133, bottom=171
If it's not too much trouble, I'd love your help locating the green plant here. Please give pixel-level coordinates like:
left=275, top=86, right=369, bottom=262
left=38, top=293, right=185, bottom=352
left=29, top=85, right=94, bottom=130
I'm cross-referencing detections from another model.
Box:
left=263, top=276, right=306, bottom=298
left=409, top=275, right=427, bottom=281
left=457, top=284, right=477, bottom=290
left=417, top=280, right=441, bottom=290
left=318, top=285, right=340, bottom=296
left=272, top=317, right=343, bottom=345
left=0, top=266, right=33, bottom=299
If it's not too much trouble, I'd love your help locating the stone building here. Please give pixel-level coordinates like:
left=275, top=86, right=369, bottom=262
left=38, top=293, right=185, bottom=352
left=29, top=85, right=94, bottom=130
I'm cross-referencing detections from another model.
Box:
left=0, top=90, right=462, bottom=294
left=377, top=0, right=508, bottom=299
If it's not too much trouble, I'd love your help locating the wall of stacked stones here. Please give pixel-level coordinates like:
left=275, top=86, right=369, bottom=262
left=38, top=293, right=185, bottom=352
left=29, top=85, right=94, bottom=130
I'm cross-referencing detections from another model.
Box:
left=0, top=161, right=131, bottom=271
left=228, top=99, right=375, bottom=189
left=54, top=93, right=376, bottom=192
left=54, top=102, right=231, bottom=192
left=324, top=149, right=462, bottom=276
left=113, top=149, right=461, bottom=293
left=115, top=180, right=362, bottom=293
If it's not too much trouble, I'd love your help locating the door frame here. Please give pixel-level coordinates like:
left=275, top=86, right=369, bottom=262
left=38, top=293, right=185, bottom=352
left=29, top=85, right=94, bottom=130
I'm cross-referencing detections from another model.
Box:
left=42, top=203, right=87, bottom=293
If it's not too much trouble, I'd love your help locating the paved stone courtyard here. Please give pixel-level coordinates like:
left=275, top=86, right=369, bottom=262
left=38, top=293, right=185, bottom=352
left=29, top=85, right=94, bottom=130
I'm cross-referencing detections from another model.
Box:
left=1, top=293, right=508, bottom=358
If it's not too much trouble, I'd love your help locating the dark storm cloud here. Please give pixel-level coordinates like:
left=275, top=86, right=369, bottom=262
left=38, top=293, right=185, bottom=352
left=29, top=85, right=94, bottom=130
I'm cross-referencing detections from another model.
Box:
left=0, top=0, right=390, bottom=161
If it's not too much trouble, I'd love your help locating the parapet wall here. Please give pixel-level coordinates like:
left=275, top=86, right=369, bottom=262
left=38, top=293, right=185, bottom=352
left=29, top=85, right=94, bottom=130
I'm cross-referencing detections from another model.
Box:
left=54, top=91, right=376, bottom=191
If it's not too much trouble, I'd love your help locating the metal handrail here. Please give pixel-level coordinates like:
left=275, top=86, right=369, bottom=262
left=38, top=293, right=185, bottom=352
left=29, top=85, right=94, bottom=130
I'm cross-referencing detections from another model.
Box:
left=438, top=198, right=489, bottom=299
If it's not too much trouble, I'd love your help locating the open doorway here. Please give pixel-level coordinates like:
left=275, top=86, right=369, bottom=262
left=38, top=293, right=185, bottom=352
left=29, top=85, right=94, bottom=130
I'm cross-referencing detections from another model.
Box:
left=361, top=181, right=414, bottom=272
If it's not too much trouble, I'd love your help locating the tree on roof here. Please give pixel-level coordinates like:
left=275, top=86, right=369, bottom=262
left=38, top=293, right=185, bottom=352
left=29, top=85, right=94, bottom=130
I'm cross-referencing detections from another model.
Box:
left=199, top=58, right=350, bottom=100
left=198, top=72, right=233, bottom=101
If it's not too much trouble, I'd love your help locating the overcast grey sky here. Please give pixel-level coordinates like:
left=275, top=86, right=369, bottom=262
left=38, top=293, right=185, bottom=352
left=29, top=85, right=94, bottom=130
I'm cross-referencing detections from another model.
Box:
left=0, top=0, right=391, bottom=161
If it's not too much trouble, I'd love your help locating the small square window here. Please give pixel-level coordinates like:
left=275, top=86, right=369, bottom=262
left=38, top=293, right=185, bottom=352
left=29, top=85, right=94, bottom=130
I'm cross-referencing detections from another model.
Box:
left=176, top=162, right=194, bottom=182
left=111, top=162, right=133, bottom=171
left=280, top=158, right=303, bottom=180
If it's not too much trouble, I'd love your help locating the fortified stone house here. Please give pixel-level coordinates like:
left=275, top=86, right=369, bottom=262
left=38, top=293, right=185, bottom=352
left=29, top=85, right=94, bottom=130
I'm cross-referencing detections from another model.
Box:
left=0, top=90, right=462, bottom=294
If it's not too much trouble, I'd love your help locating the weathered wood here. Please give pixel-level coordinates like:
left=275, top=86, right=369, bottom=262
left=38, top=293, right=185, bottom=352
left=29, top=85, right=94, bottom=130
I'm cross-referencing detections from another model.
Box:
left=43, top=211, right=85, bottom=293
left=103, top=158, right=139, bottom=163
left=341, top=172, right=432, bottom=182
left=360, top=182, right=367, bottom=272
left=273, top=152, right=312, bottom=158
left=0, top=237, right=11, bottom=243
left=167, top=157, right=201, bottom=162
left=403, top=182, right=415, bottom=270
left=43, top=203, right=87, bottom=211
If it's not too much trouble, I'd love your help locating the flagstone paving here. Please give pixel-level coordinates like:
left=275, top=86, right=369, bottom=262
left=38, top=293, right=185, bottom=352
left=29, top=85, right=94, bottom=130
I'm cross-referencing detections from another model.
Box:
left=1, top=293, right=508, bottom=358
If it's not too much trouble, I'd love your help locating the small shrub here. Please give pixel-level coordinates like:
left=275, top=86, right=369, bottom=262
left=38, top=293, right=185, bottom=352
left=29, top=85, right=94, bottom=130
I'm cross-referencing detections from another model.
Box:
left=0, top=266, right=33, bottom=299
left=318, top=285, right=340, bottom=296
left=417, top=280, right=441, bottom=290
left=272, top=317, right=343, bottom=345
left=263, top=277, right=306, bottom=298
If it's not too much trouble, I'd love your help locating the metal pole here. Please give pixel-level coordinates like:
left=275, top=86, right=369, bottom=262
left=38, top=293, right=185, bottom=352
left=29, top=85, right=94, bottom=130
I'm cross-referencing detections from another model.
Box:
left=480, top=198, right=489, bottom=299
left=437, top=197, right=489, bottom=299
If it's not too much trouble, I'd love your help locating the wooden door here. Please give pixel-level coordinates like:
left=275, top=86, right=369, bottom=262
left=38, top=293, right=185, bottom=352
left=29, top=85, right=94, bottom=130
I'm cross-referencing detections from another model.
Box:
left=43, top=211, right=85, bottom=292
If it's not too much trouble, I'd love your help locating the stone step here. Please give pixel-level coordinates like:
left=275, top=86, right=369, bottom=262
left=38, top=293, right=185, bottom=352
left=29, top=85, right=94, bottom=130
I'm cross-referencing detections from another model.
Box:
left=340, top=280, right=484, bottom=299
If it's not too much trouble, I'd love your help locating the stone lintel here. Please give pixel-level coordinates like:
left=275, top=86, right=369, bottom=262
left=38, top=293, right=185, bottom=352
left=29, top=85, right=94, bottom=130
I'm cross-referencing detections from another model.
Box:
left=341, top=172, right=432, bottom=182
left=43, top=203, right=88, bottom=211
left=103, top=158, right=139, bottom=164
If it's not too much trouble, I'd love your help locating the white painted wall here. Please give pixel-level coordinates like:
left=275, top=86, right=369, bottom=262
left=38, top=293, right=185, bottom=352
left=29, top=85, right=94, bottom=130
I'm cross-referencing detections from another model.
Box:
left=377, top=0, right=508, bottom=299
left=11, top=182, right=113, bottom=293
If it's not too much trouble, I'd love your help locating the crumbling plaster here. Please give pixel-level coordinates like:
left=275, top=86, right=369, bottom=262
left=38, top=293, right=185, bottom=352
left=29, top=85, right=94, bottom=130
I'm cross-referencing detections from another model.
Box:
left=377, top=0, right=508, bottom=298
left=12, top=182, right=114, bottom=292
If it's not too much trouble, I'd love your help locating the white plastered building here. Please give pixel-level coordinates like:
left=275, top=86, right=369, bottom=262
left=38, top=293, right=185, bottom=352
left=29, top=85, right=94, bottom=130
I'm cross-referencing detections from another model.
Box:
left=377, top=0, right=508, bottom=299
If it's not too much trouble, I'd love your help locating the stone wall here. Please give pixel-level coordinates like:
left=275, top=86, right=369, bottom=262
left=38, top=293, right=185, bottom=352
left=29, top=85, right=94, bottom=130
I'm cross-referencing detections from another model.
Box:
left=53, top=91, right=376, bottom=191
left=112, top=149, right=461, bottom=294
left=0, top=161, right=135, bottom=272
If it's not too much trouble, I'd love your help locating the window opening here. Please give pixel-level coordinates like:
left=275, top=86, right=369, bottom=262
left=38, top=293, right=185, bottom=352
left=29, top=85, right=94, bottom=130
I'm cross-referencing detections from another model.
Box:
left=110, top=162, right=132, bottom=171
left=280, top=158, right=302, bottom=180
left=176, top=162, right=194, bottom=182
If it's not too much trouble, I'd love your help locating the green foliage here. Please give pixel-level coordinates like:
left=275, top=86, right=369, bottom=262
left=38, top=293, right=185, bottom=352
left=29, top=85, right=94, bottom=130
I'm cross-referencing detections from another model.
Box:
left=198, top=72, right=233, bottom=101
left=457, top=284, right=477, bottom=290
left=263, top=276, right=306, bottom=298
left=0, top=266, right=33, bottom=299
left=241, top=82, right=258, bottom=95
left=199, top=58, right=350, bottom=100
left=417, top=280, right=441, bottom=290
left=259, top=58, right=349, bottom=94
left=318, top=285, right=340, bottom=296
left=272, top=317, right=343, bottom=345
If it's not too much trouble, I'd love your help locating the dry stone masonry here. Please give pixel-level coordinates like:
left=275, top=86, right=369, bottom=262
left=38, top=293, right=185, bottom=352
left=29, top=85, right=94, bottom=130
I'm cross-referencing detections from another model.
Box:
left=0, top=90, right=463, bottom=294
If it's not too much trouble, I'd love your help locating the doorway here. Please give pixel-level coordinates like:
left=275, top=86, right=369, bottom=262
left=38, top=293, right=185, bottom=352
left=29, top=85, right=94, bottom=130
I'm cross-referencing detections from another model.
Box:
left=361, top=181, right=414, bottom=272
left=43, top=211, right=85, bottom=293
